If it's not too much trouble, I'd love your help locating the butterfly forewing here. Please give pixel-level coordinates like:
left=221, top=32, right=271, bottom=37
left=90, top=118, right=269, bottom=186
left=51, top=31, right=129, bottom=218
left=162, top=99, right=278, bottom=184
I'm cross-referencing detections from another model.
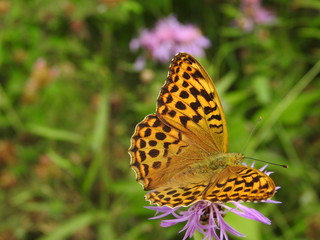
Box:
left=157, top=53, right=228, bottom=154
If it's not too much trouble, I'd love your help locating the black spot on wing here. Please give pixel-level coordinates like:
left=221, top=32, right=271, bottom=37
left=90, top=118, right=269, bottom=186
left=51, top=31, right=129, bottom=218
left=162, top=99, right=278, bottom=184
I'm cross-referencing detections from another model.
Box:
left=204, top=105, right=217, bottom=114
left=192, top=69, right=204, bottom=79
left=200, top=89, right=212, bottom=102
left=190, top=101, right=200, bottom=111
left=168, top=110, right=177, bottom=117
left=139, top=151, right=146, bottom=161
left=142, top=163, right=149, bottom=175
left=192, top=114, right=202, bottom=123
left=144, top=128, right=151, bottom=137
left=163, top=125, right=171, bottom=132
left=182, top=81, right=189, bottom=87
left=208, top=114, right=222, bottom=121
left=165, top=95, right=173, bottom=104
left=179, top=90, right=189, bottom=99
left=180, top=116, right=190, bottom=128
left=149, top=140, right=157, bottom=146
left=170, top=85, right=179, bottom=93
left=175, top=101, right=186, bottom=110
left=155, top=132, right=166, bottom=140
left=152, top=161, right=162, bottom=169
left=148, top=149, right=160, bottom=158
left=190, top=87, right=200, bottom=96
left=183, top=72, right=190, bottom=80
left=139, top=139, right=146, bottom=148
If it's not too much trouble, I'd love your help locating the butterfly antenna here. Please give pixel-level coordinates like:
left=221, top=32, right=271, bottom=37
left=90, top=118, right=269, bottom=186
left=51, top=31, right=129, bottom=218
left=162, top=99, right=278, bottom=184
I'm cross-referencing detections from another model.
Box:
left=245, top=156, right=288, bottom=168
left=241, top=116, right=263, bottom=153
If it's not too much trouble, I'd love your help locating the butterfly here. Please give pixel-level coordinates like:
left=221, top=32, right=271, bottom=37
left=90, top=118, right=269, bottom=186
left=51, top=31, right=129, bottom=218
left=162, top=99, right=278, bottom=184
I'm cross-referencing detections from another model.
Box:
left=129, top=52, right=275, bottom=207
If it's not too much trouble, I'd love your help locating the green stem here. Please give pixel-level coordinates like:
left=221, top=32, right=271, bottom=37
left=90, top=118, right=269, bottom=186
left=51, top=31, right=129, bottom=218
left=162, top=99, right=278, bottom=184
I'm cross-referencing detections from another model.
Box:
left=0, top=84, right=24, bottom=131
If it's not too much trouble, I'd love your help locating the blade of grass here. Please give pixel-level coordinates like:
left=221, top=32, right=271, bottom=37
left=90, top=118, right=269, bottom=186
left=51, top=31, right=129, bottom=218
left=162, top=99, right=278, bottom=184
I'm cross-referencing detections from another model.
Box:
left=82, top=90, right=110, bottom=198
left=26, top=124, right=83, bottom=143
left=39, top=211, right=107, bottom=240
left=252, top=59, right=320, bottom=149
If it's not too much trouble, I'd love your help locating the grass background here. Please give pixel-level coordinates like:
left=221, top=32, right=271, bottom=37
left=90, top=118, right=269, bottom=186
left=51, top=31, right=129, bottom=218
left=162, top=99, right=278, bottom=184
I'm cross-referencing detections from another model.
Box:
left=0, top=0, right=319, bottom=239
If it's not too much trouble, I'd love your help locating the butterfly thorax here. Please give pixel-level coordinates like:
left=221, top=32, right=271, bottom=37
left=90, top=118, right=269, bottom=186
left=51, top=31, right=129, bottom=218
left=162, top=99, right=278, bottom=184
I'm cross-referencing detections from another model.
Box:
left=207, top=153, right=244, bottom=170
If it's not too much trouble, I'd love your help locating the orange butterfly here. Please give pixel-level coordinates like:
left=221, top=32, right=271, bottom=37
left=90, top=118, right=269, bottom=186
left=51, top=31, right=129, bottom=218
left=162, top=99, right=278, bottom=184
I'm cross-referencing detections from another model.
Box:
left=129, top=52, right=275, bottom=207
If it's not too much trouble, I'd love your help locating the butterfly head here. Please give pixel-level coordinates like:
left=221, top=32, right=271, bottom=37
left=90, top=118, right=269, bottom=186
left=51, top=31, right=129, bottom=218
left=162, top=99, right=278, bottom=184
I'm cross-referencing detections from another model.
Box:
left=232, top=153, right=245, bottom=165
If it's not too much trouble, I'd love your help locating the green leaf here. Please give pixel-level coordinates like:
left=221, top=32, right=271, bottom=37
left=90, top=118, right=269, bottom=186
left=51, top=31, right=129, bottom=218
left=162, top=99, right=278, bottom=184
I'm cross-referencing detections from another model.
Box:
left=253, top=75, right=271, bottom=104
left=39, top=212, right=107, bottom=240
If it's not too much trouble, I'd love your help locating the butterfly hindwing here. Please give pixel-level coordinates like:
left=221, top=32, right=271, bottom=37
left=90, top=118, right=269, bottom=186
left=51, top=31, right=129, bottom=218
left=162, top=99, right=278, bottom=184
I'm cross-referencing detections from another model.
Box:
left=145, top=165, right=275, bottom=207
left=203, top=165, right=276, bottom=203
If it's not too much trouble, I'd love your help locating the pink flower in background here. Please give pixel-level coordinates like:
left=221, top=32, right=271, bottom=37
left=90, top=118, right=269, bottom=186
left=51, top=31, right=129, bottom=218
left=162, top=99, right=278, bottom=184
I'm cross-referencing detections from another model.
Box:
left=21, top=58, right=59, bottom=104
left=236, top=0, right=276, bottom=32
left=130, top=15, right=210, bottom=70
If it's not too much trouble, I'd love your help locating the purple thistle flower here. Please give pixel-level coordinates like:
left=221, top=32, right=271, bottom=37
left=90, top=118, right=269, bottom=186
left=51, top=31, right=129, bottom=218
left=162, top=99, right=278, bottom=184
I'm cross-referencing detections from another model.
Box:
left=235, top=0, right=276, bottom=32
left=130, top=15, right=211, bottom=69
left=146, top=164, right=281, bottom=240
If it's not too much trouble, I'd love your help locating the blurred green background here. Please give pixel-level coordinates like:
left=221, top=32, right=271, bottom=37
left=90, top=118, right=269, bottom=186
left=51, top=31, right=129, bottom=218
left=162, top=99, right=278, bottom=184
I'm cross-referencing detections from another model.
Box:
left=0, top=0, right=319, bottom=240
